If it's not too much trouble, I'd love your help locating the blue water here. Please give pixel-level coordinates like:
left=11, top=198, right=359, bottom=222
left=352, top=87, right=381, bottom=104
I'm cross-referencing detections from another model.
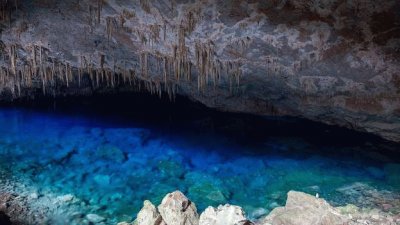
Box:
left=0, top=97, right=399, bottom=223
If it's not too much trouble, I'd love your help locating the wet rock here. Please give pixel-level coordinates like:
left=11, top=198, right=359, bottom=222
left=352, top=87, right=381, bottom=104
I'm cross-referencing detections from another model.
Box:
left=199, top=204, right=251, bottom=225
left=86, top=214, right=106, bottom=223
left=134, top=200, right=163, bottom=225
left=250, top=207, right=268, bottom=219
left=260, top=191, right=346, bottom=225
left=157, top=191, right=199, bottom=225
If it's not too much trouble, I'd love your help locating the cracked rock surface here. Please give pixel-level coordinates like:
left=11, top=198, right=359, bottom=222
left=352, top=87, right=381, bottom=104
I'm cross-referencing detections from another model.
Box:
left=0, top=0, right=399, bottom=141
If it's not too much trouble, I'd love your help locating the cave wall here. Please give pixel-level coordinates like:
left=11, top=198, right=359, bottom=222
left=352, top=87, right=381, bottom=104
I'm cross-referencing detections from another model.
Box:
left=0, top=0, right=399, bottom=141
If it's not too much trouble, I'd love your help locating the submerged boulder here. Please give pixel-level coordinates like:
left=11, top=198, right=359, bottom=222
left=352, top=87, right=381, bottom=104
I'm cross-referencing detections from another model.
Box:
left=158, top=191, right=199, bottom=225
left=260, top=191, right=346, bottom=225
left=134, top=200, right=163, bottom=225
left=86, top=213, right=106, bottom=223
left=199, top=204, right=251, bottom=225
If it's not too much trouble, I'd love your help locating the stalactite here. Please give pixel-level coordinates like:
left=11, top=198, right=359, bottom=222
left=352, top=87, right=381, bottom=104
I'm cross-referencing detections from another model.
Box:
left=106, top=17, right=117, bottom=42
left=140, top=52, right=148, bottom=77
left=163, top=56, right=168, bottom=86
left=32, top=45, right=37, bottom=75
left=97, top=0, right=102, bottom=24
left=9, top=44, right=17, bottom=75
left=150, top=24, right=160, bottom=44
left=64, top=62, right=69, bottom=87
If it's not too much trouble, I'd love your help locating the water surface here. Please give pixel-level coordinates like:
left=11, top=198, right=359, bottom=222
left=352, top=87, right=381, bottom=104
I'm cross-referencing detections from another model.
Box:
left=0, top=94, right=399, bottom=224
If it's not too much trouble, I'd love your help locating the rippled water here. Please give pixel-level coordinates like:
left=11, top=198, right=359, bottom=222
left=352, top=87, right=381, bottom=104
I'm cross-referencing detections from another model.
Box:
left=0, top=95, right=399, bottom=223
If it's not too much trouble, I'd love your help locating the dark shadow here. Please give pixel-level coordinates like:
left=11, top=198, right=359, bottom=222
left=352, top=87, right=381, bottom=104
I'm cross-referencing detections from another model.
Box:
left=0, top=211, right=12, bottom=225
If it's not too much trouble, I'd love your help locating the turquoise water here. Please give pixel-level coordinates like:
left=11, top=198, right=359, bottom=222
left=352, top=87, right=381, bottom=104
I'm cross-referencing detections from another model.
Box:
left=0, top=96, right=400, bottom=223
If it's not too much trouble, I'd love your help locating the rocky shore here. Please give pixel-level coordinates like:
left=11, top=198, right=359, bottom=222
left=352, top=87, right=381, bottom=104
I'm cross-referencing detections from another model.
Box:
left=1, top=178, right=400, bottom=225
left=116, top=190, right=400, bottom=225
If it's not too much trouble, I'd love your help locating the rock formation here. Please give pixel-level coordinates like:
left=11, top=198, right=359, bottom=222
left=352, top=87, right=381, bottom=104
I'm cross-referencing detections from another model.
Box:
left=199, top=204, right=251, bottom=225
left=124, top=190, right=400, bottom=225
left=260, top=191, right=346, bottom=225
left=134, top=200, right=163, bottom=225
left=157, top=191, right=199, bottom=225
left=0, top=0, right=399, bottom=141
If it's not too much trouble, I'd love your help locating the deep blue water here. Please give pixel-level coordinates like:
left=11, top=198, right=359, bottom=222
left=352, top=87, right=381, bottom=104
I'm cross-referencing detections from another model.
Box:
left=0, top=94, right=399, bottom=223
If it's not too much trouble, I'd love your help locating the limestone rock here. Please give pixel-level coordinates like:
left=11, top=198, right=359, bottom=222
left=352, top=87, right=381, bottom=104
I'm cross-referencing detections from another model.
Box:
left=260, top=191, right=346, bottom=225
left=199, top=204, right=251, bottom=225
left=158, top=191, right=199, bottom=225
left=134, top=200, right=163, bottom=225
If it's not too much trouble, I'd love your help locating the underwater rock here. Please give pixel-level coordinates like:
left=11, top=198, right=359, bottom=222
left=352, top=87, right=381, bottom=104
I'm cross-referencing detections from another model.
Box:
left=184, top=172, right=230, bottom=207
left=29, top=192, right=39, bottom=200
left=57, top=194, right=75, bottom=203
left=188, top=183, right=228, bottom=206
left=250, top=208, right=268, bottom=219
left=86, top=213, right=106, bottom=223
left=157, top=160, right=185, bottom=178
left=199, top=204, right=250, bottom=225
left=384, top=163, right=400, bottom=188
left=260, top=191, right=346, bottom=225
left=96, top=145, right=127, bottom=163
left=93, top=174, right=111, bottom=186
left=134, top=200, right=163, bottom=225
left=157, top=191, right=199, bottom=225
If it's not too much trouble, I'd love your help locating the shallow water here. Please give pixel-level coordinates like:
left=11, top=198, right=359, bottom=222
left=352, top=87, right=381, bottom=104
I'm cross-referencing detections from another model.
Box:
left=0, top=95, right=400, bottom=224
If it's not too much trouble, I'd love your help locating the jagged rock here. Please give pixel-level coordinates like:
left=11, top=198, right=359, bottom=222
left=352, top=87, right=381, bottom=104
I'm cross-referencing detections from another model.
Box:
left=199, top=204, right=251, bottom=225
left=133, top=200, right=163, bottom=225
left=260, top=191, right=346, bottom=225
left=157, top=191, right=199, bottom=225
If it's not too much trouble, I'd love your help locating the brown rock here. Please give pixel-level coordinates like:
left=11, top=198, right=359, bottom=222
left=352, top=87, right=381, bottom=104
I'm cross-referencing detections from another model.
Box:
left=157, top=191, right=199, bottom=225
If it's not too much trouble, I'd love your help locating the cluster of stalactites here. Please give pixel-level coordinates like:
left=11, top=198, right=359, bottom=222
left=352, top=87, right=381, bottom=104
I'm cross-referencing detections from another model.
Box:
left=0, top=0, right=18, bottom=25
left=0, top=1, right=244, bottom=99
left=0, top=42, right=243, bottom=100
left=0, top=44, right=180, bottom=100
